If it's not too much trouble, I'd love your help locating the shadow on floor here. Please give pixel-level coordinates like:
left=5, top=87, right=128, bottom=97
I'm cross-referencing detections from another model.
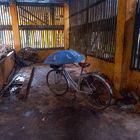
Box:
left=0, top=65, right=140, bottom=140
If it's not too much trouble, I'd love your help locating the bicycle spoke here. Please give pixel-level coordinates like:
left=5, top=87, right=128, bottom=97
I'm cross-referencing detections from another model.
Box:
left=80, top=74, right=112, bottom=110
left=46, top=70, right=68, bottom=96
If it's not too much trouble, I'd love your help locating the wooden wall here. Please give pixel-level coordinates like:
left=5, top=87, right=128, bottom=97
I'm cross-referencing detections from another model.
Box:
left=122, top=0, right=140, bottom=93
left=68, top=0, right=140, bottom=96
left=88, top=0, right=140, bottom=95
left=0, top=52, right=15, bottom=90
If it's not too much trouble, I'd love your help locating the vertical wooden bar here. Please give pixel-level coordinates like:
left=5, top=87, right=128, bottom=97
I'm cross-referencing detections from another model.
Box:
left=42, top=31, right=44, bottom=48
left=64, top=2, right=69, bottom=49
left=10, top=3, right=20, bottom=53
left=46, top=30, right=48, bottom=48
left=114, top=0, right=126, bottom=91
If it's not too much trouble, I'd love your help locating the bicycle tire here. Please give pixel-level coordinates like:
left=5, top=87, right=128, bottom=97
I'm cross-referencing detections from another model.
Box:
left=80, top=74, right=112, bottom=110
left=46, top=69, right=69, bottom=96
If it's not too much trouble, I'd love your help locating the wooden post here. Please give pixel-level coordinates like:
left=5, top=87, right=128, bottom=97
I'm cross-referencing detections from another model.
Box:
left=10, top=3, right=21, bottom=53
left=114, top=0, right=126, bottom=91
left=64, top=2, right=69, bottom=50
left=121, top=0, right=137, bottom=90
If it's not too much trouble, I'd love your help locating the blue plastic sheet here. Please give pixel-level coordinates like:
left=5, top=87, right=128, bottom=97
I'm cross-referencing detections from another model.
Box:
left=44, top=50, right=85, bottom=65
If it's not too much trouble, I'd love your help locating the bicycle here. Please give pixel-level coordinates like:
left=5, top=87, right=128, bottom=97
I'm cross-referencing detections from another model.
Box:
left=46, top=62, right=113, bottom=110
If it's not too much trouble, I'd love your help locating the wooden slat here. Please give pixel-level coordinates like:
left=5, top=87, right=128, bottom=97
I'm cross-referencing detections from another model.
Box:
left=19, top=25, right=64, bottom=30
left=17, top=4, right=64, bottom=49
left=0, top=4, right=14, bottom=48
left=69, top=0, right=118, bottom=62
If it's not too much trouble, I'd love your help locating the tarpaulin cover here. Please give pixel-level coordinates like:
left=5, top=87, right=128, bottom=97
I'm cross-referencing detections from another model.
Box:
left=44, top=50, right=85, bottom=65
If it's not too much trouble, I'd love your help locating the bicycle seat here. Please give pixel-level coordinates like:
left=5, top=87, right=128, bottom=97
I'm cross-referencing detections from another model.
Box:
left=79, top=62, right=90, bottom=68
left=50, top=64, right=63, bottom=69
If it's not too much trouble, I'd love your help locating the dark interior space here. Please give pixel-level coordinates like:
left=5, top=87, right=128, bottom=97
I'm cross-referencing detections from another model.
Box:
left=0, top=0, right=140, bottom=140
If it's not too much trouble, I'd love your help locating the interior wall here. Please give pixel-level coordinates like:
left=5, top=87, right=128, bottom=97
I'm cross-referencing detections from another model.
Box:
left=87, top=56, right=115, bottom=82
left=37, top=2, right=68, bottom=61
left=87, top=0, right=140, bottom=95
left=122, top=0, right=140, bottom=94
left=37, top=48, right=64, bottom=62
left=67, top=0, right=140, bottom=95
left=9, top=3, right=65, bottom=54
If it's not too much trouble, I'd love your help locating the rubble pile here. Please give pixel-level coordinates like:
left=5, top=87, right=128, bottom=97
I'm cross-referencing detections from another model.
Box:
left=17, top=47, right=39, bottom=66
left=0, top=44, right=13, bottom=60
left=116, top=90, right=140, bottom=113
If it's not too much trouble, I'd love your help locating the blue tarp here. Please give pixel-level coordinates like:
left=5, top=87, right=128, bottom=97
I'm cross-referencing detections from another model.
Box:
left=44, top=50, right=85, bottom=65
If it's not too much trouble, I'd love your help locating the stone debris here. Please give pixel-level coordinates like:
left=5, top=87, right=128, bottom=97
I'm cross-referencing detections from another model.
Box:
left=116, top=90, right=140, bottom=113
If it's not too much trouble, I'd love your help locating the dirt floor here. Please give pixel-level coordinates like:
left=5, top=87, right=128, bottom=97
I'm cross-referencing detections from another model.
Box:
left=0, top=65, right=140, bottom=140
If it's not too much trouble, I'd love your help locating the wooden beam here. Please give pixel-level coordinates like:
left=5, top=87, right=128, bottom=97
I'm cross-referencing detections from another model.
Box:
left=16, top=2, right=64, bottom=7
left=64, top=2, right=69, bottom=49
left=0, top=25, right=12, bottom=30
left=17, top=67, right=35, bottom=100
left=19, top=25, right=64, bottom=30
left=114, top=0, right=126, bottom=91
left=10, top=3, right=21, bottom=53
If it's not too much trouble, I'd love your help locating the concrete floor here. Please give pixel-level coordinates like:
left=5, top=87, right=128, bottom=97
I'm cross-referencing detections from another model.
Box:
left=0, top=65, right=140, bottom=140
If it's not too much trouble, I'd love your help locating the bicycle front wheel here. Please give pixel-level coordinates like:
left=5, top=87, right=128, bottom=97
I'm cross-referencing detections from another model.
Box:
left=80, top=74, right=112, bottom=110
left=46, top=70, right=69, bottom=96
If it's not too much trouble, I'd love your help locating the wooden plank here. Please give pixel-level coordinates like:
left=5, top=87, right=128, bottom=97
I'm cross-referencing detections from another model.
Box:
left=16, top=2, right=64, bottom=7
left=19, top=25, right=64, bottom=30
left=114, top=0, right=126, bottom=91
left=10, top=3, right=21, bottom=52
left=17, top=67, right=35, bottom=100
left=0, top=25, right=12, bottom=30
left=0, top=51, right=15, bottom=92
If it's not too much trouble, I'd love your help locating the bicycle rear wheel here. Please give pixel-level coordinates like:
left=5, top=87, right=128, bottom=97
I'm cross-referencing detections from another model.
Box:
left=80, top=74, right=112, bottom=110
left=46, top=70, right=69, bottom=96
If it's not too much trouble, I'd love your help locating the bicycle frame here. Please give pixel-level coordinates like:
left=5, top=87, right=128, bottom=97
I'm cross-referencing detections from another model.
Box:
left=62, top=66, right=113, bottom=95
left=63, top=67, right=93, bottom=94
left=63, top=68, right=79, bottom=91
